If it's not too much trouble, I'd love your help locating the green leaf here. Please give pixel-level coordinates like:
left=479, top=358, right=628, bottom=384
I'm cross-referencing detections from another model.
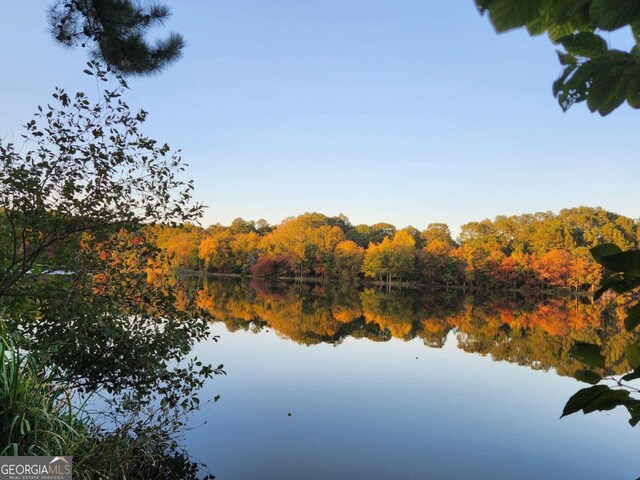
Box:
left=559, top=32, right=608, bottom=57
left=476, top=0, right=491, bottom=13
left=622, top=366, right=640, bottom=382
left=487, top=0, right=543, bottom=32
left=557, top=63, right=591, bottom=110
left=625, top=399, right=640, bottom=426
left=590, top=0, right=640, bottom=31
left=585, top=60, right=626, bottom=115
left=550, top=0, right=592, bottom=26
left=594, top=274, right=621, bottom=299
left=548, top=21, right=586, bottom=43
left=525, top=10, right=551, bottom=36
left=553, top=64, right=576, bottom=97
left=626, top=341, right=640, bottom=369
left=613, top=277, right=640, bottom=293
left=582, top=389, right=630, bottom=413
left=556, top=50, right=576, bottom=66
left=590, top=243, right=622, bottom=263
left=574, top=369, right=602, bottom=385
left=596, top=87, right=627, bottom=116
left=594, top=274, right=640, bottom=299
left=597, top=250, right=640, bottom=276
left=572, top=342, right=605, bottom=368
left=625, top=64, right=640, bottom=108
left=561, top=385, right=609, bottom=417
left=624, top=303, right=640, bottom=332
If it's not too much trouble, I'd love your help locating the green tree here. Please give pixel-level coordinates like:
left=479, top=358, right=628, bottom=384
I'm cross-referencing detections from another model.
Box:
left=49, top=0, right=183, bottom=75
left=230, top=231, right=261, bottom=274
left=362, top=240, right=388, bottom=282
left=334, top=240, right=365, bottom=282
left=229, top=217, right=257, bottom=235
left=349, top=222, right=396, bottom=247
left=362, top=230, right=416, bottom=283
left=421, top=223, right=456, bottom=249
left=0, top=63, right=200, bottom=296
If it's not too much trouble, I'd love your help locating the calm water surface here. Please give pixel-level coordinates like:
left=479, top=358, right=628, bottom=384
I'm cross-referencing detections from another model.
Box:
left=183, top=279, right=639, bottom=479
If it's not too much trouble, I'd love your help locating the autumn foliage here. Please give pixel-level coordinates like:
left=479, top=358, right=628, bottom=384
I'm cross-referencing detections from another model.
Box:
left=149, top=207, right=640, bottom=291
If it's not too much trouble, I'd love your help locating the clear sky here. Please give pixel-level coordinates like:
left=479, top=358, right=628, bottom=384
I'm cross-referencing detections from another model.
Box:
left=1, top=1, right=638, bottom=236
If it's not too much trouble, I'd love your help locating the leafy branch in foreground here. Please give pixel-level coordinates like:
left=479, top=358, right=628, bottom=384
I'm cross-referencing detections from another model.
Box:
left=0, top=60, right=215, bottom=405
left=0, top=63, right=216, bottom=477
left=562, top=243, right=640, bottom=425
left=477, top=0, right=640, bottom=115
left=0, top=60, right=201, bottom=296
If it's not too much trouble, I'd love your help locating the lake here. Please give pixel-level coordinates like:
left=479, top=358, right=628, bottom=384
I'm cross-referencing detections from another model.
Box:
left=182, top=278, right=639, bottom=479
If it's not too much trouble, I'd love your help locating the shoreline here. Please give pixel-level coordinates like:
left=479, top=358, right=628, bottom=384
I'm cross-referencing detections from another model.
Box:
left=176, top=270, right=594, bottom=297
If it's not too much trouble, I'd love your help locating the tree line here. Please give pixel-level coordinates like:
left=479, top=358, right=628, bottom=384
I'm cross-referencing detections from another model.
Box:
left=149, top=206, right=640, bottom=291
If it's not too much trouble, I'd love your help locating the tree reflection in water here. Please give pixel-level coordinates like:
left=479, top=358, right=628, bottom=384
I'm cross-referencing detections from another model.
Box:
left=192, top=277, right=635, bottom=381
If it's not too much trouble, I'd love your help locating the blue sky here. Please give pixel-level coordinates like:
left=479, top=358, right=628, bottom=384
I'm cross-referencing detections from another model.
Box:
left=2, top=1, right=638, bottom=235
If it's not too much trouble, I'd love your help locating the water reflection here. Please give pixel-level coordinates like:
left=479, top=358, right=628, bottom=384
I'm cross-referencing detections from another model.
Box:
left=184, top=278, right=640, bottom=480
left=191, top=277, right=635, bottom=380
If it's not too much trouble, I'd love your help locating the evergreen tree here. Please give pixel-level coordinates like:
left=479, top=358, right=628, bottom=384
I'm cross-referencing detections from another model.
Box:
left=49, top=0, right=183, bottom=75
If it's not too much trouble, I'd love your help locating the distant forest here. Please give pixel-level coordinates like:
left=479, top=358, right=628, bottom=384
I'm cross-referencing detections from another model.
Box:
left=148, top=207, right=639, bottom=291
